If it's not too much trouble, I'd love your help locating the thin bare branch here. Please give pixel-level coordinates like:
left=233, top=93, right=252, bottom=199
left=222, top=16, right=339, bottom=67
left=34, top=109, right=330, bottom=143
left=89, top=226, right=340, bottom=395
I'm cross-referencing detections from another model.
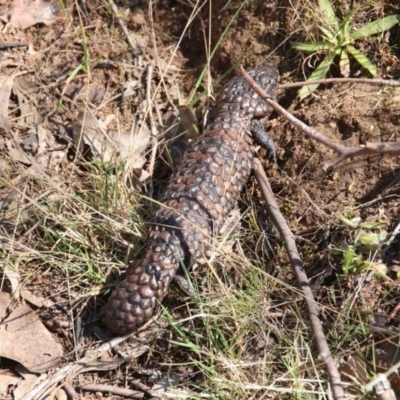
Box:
left=324, top=141, right=400, bottom=170
left=63, top=382, right=79, bottom=400
left=146, top=61, right=158, bottom=199
left=238, top=66, right=346, bottom=152
left=280, top=77, right=400, bottom=89
left=107, top=0, right=140, bottom=55
left=366, top=358, right=400, bottom=393
left=0, top=42, right=28, bottom=49
left=252, top=158, right=345, bottom=400
left=80, top=383, right=144, bottom=398
left=237, top=66, right=400, bottom=170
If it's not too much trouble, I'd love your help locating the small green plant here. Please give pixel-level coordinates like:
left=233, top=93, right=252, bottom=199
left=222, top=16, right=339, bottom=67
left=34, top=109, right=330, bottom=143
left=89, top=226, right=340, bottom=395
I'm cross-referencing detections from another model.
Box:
left=66, top=40, right=92, bottom=84
left=338, top=215, right=387, bottom=277
left=292, top=0, right=400, bottom=99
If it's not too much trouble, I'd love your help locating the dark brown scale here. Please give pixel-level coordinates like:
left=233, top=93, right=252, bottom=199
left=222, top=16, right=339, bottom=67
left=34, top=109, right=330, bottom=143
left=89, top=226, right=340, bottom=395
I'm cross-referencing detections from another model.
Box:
left=102, top=66, right=279, bottom=334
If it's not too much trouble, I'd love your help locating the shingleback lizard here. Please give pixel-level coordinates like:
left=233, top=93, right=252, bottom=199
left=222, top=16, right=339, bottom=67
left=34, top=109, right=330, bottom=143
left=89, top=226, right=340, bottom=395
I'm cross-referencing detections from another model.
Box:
left=102, top=66, right=279, bottom=334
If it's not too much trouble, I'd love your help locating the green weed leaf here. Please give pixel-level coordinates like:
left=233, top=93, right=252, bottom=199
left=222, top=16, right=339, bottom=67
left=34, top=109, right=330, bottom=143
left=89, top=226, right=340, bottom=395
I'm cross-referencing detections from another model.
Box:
left=293, top=3, right=398, bottom=100
left=351, top=14, right=400, bottom=40
left=292, top=41, right=331, bottom=52
left=338, top=10, right=358, bottom=45
left=318, top=25, right=336, bottom=42
left=346, top=45, right=377, bottom=76
left=299, top=52, right=335, bottom=99
left=340, top=214, right=361, bottom=228
left=356, top=230, right=386, bottom=250
left=318, top=0, right=339, bottom=29
left=340, top=49, right=350, bottom=77
left=342, top=245, right=357, bottom=275
left=359, top=222, right=386, bottom=229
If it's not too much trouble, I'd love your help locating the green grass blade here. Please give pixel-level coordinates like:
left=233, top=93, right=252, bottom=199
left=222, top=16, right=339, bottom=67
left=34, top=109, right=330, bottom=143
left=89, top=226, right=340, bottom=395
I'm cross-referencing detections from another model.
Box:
left=351, top=14, right=400, bottom=40
left=299, top=52, right=336, bottom=99
left=292, top=41, right=331, bottom=52
left=66, top=64, right=83, bottom=83
left=188, top=1, right=247, bottom=105
left=346, top=45, right=377, bottom=76
left=318, top=0, right=339, bottom=29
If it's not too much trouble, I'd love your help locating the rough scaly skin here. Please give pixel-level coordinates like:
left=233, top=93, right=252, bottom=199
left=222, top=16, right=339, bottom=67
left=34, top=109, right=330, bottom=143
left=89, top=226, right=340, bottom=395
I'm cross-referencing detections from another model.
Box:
left=102, top=66, right=279, bottom=334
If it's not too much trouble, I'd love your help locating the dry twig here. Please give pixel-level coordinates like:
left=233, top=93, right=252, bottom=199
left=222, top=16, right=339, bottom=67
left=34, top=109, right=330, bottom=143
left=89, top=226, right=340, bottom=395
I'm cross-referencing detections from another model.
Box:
left=280, top=76, right=400, bottom=89
left=238, top=66, right=400, bottom=170
left=366, top=371, right=397, bottom=400
left=146, top=61, right=158, bottom=199
left=80, top=383, right=144, bottom=398
left=252, top=158, right=345, bottom=400
left=62, top=382, right=79, bottom=400
left=0, top=42, right=28, bottom=49
left=107, top=0, right=140, bottom=55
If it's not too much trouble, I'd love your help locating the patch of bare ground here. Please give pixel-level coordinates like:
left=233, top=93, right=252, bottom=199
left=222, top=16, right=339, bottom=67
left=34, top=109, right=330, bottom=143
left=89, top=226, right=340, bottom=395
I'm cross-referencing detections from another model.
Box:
left=1, top=0, right=400, bottom=399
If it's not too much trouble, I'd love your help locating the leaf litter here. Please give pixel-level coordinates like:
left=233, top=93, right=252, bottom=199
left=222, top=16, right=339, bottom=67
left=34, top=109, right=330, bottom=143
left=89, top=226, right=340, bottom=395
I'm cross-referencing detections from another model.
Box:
left=0, top=2, right=174, bottom=396
left=0, top=0, right=58, bottom=30
left=0, top=298, right=62, bottom=372
left=70, top=109, right=150, bottom=171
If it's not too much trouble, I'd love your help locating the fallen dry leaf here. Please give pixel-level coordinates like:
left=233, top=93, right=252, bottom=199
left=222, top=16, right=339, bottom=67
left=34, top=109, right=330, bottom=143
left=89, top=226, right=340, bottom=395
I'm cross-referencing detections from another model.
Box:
left=39, top=149, right=66, bottom=169
left=339, top=354, right=369, bottom=385
left=0, top=75, right=13, bottom=132
left=21, top=289, right=55, bottom=308
left=0, top=175, right=26, bottom=212
left=20, top=134, right=39, bottom=153
left=63, top=83, right=105, bottom=104
left=73, top=83, right=105, bottom=104
left=0, top=74, right=51, bottom=167
left=374, top=340, right=400, bottom=392
left=0, top=0, right=58, bottom=30
left=36, top=124, right=47, bottom=154
left=12, top=367, right=43, bottom=400
left=122, top=79, right=141, bottom=101
left=13, top=76, right=39, bottom=125
left=0, top=292, right=11, bottom=320
left=5, top=139, right=32, bottom=164
left=0, top=374, right=19, bottom=397
left=0, top=158, right=7, bottom=174
left=71, top=110, right=150, bottom=168
left=4, top=264, right=21, bottom=299
left=0, top=303, right=62, bottom=373
left=35, top=124, right=67, bottom=169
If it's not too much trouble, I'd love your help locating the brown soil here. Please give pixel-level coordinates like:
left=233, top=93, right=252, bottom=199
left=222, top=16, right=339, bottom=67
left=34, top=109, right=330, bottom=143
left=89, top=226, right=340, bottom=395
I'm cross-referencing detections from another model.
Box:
left=2, top=0, right=400, bottom=399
